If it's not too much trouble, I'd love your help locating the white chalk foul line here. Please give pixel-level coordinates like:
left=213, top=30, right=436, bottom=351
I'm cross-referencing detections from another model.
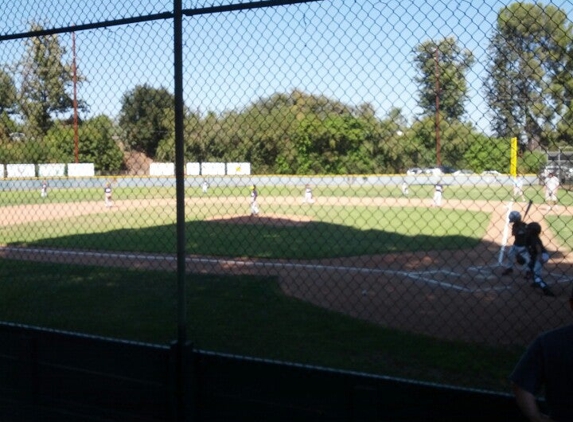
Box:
left=1, top=246, right=508, bottom=293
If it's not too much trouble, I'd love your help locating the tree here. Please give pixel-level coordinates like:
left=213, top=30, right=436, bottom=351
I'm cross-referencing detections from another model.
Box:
left=406, top=114, right=479, bottom=170
left=556, top=51, right=573, bottom=145
left=45, top=115, right=123, bottom=172
left=118, top=84, right=174, bottom=158
left=0, top=68, right=17, bottom=115
left=363, top=107, right=411, bottom=173
left=19, top=23, right=75, bottom=138
left=224, top=92, right=302, bottom=172
left=80, top=115, right=124, bottom=173
left=463, top=135, right=511, bottom=173
left=0, top=112, right=19, bottom=144
left=0, top=68, right=19, bottom=142
left=413, top=37, right=475, bottom=121
left=0, top=138, right=48, bottom=163
left=291, top=114, right=370, bottom=174
left=486, top=2, right=573, bottom=150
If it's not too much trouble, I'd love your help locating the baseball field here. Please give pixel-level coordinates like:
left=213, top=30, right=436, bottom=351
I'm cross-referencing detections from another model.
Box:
left=1, top=180, right=573, bottom=391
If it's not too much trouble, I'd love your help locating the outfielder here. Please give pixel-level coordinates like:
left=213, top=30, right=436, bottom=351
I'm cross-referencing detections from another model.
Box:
left=250, top=185, right=259, bottom=216
left=502, top=211, right=529, bottom=276
left=303, top=184, right=315, bottom=204
left=104, top=183, right=113, bottom=208
left=40, top=179, right=48, bottom=198
left=432, top=182, right=443, bottom=207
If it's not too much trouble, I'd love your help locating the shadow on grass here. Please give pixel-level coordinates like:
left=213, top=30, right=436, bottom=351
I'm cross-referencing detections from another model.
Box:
left=0, top=259, right=521, bottom=392
left=7, top=217, right=487, bottom=260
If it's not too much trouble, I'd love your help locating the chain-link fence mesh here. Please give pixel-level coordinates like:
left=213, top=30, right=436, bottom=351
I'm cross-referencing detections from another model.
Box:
left=1, top=0, right=573, bottom=392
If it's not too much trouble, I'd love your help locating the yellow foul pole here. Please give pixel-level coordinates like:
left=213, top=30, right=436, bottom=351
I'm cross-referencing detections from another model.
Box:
left=510, top=137, right=518, bottom=176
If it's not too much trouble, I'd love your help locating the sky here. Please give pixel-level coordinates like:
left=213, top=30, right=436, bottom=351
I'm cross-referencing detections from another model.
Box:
left=1, top=0, right=573, bottom=135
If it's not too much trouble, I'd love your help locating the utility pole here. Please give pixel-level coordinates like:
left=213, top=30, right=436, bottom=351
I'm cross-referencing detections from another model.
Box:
left=434, top=45, right=441, bottom=167
left=72, top=30, right=79, bottom=163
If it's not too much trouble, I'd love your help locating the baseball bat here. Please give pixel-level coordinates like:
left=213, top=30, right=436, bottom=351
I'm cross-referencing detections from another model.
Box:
left=523, top=199, right=533, bottom=220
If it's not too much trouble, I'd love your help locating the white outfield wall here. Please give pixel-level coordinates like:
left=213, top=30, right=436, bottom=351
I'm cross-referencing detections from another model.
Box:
left=67, top=163, right=95, bottom=177
left=186, top=162, right=201, bottom=176
left=38, top=163, right=66, bottom=178
left=187, top=162, right=251, bottom=176
left=226, top=162, right=251, bottom=175
left=6, top=164, right=35, bottom=178
left=201, top=162, right=226, bottom=175
left=0, top=173, right=540, bottom=192
left=149, top=162, right=175, bottom=176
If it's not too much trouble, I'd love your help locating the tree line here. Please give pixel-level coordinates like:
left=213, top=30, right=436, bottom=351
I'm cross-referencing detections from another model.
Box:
left=1, top=2, right=572, bottom=175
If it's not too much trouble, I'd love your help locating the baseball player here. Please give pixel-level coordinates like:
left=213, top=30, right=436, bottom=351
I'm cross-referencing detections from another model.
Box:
left=525, top=222, right=554, bottom=297
left=432, top=182, right=443, bottom=207
left=202, top=180, right=209, bottom=194
left=303, top=184, right=315, bottom=204
left=104, top=183, right=113, bottom=208
left=502, top=211, right=529, bottom=276
left=544, top=172, right=559, bottom=209
left=250, top=185, right=259, bottom=216
left=40, top=179, right=48, bottom=198
left=401, top=181, right=409, bottom=196
left=512, top=175, right=525, bottom=202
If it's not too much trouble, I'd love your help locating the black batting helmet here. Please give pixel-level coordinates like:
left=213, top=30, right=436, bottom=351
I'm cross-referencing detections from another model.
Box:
left=508, top=211, right=521, bottom=223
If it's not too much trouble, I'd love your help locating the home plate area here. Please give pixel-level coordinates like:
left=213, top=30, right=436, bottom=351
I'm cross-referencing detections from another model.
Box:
left=400, top=265, right=510, bottom=293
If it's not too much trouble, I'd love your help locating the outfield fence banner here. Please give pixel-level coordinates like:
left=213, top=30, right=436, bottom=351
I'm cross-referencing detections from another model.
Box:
left=1, top=0, right=573, bottom=398
left=149, top=162, right=175, bottom=176
left=186, top=162, right=201, bottom=176
left=226, top=162, right=251, bottom=176
left=6, top=164, right=35, bottom=178
left=201, top=162, right=226, bottom=176
left=38, top=163, right=66, bottom=178
left=67, top=163, right=95, bottom=177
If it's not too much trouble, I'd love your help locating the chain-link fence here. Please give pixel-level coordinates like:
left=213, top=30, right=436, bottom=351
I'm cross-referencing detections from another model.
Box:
left=1, top=0, right=573, bottom=393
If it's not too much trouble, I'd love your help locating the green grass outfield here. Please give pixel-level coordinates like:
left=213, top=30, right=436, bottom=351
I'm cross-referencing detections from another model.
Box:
left=0, top=259, right=521, bottom=393
left=2, top=182, right=572, bottom=256
left=1, top=182, right=572, bottom=205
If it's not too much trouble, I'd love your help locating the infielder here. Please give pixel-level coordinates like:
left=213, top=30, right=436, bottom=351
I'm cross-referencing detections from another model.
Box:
left=502, top=211, right=529, bottom=276
left=513, top=175, right=525, bottom=202
left=544, top=172, right=559, bottom=208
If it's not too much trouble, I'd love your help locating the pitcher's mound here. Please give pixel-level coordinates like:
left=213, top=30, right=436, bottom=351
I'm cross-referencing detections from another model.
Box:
left=206, top=214, right=313, bottom=227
